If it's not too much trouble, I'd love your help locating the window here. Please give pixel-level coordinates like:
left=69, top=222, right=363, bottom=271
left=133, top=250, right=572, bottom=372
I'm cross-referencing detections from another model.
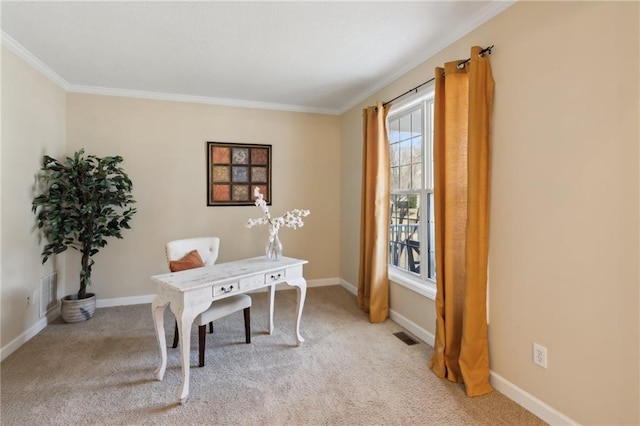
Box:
left=388, top=91, right=436, bottom=296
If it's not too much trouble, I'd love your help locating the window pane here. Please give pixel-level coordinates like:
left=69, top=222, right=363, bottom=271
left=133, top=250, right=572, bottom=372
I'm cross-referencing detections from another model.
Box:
left=399, top=114, right=411, bottom=141
left=387, top=95, right=434, bottom=283
left=389, top=194, right=420, bottom=275
left=429, top=101, right=434, bottom=187
left=390, top=166, right=399, bottom=190
left=389, top=118, right=400, bottom=143
left=411, top=108, right=422, bottom=135
left=427, top=192, right=435, bottom=280
left=412, top=164, right=422, bottom=189
left=399, top=140, right=412, bottom=165
left=399, top=165, right=411, bottom=190
left=412, top=136, right=422, bottom=163
left=411, top=136, right=422, bottom=190
left=390, top=142, right=399, bottom=167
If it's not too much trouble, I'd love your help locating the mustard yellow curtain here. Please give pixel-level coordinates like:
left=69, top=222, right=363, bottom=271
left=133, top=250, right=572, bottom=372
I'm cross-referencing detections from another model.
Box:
left=357, top=101, right=390, bottom=323
left=429, top=46, right=495, bottom=397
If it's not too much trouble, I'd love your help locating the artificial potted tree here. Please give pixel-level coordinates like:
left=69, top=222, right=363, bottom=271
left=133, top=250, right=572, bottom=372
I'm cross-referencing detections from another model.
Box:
left=32, top=149, right=136, bottom=323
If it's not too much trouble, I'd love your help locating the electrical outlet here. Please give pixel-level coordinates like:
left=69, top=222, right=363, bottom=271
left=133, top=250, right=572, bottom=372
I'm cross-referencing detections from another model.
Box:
left=533, top=343, right=547, bottom=368
left=27, top=290, right=38, bottom=307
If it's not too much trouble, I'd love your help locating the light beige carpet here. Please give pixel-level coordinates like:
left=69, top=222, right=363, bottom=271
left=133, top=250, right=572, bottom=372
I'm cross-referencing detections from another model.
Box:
left=0, top=285, right=546, bottom=425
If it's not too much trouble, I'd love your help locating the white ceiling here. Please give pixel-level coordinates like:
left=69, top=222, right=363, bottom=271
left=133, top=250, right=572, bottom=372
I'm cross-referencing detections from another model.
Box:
left=1, top=1, right=513, bottom=115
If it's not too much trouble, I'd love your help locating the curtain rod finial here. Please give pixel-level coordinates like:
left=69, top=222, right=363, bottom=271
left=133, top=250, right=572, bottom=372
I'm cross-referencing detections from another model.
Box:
left=479, top=45, right=494, bottom=57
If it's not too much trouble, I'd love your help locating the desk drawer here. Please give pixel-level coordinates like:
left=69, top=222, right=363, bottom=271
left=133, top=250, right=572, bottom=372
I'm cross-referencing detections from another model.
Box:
left=213, top=282, right=240, bottom=297
left=265, top=270, right=285, bottom=284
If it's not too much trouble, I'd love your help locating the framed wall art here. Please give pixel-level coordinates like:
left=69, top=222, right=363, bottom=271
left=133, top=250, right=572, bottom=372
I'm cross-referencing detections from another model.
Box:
left=206, top=141, right=272, bottom=206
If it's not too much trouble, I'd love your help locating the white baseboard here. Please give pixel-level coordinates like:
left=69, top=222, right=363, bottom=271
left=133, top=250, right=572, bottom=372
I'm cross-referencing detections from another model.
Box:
left=336, top=277, right=576, bottom=425
left=96, top=294, right=154, bottom=308
left=339, top=278, right=357, bottom=295
left=337, top=278, right=435, bottom=347
left=1, top=276, right=578, bottom=425
left=308, top=277, right=341, bottom=288
left=0, top=316, right=48, bottom=362
left=388, top=309, right=435, bottom=347
left=490, top=372, right=579, bottom=425
left=338, top=278, right=436, bottom=346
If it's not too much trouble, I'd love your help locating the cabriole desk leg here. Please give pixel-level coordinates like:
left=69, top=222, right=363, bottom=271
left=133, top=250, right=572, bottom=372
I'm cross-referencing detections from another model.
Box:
left=172, top=307, right=198, bottom=404
left=151, top=298, right=169, bottom=381
left=268, top=284, right=276, bottom=334
left=287, top=278, right=307, bottom=345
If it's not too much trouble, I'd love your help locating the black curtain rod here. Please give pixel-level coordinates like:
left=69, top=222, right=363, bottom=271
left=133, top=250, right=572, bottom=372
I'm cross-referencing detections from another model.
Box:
left=382, top=45, right=494, bottom=107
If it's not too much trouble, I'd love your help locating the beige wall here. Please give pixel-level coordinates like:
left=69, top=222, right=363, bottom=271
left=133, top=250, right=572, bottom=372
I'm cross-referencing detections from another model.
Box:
left=3, top=1, right=639, bottom=423
left=1, top=47, right=68, bottom=348
left=1, top=46, right=341, bottom=348
left=65, top=94, right=341, bottom=300
left=340, top=1, right=639, bottom=425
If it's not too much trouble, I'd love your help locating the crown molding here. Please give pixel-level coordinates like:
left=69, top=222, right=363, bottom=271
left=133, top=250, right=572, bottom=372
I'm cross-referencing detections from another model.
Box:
left=1, top=29, right=339, bottom=115
left=0, top=30, right=69, bottom=91
left=3, top=0, right=515, bottom=118
left=66, top=84, right=341, bottom=115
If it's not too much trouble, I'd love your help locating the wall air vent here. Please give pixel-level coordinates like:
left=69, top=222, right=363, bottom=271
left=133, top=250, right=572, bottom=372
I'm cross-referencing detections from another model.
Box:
left=40, top=272, right=59, bottom=317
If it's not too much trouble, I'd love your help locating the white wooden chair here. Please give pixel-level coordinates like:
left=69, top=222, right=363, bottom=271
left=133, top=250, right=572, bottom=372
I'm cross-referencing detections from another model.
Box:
left=165, top=237, right=251, bottom=367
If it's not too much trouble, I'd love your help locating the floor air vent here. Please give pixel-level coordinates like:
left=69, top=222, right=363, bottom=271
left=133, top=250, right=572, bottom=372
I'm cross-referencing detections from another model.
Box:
left=393, top=331, right=418, bottom=345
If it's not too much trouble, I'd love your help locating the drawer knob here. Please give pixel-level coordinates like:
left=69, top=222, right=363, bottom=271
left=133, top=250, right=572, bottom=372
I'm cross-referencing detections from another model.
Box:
left=270, top=273, right=281, bottom=280
left=221, top=285, right=234, bottom=293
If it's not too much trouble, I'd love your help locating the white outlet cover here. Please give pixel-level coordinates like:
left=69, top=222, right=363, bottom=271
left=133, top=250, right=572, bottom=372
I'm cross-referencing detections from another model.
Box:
left=533, top=343, right=547, bottom=368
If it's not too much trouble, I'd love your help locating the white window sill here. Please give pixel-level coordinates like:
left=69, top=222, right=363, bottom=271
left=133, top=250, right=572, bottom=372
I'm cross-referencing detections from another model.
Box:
left=388, top=268, right=437, bottom=300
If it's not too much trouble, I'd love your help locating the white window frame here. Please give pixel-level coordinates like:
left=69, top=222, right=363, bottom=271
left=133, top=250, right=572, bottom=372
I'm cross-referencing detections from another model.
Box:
left=387, top=89, right=437, bottom=300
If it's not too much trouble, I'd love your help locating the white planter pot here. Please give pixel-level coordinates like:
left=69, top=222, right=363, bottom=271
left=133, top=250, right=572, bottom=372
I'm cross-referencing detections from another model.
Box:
left=61, top=293, right=96, bottom=323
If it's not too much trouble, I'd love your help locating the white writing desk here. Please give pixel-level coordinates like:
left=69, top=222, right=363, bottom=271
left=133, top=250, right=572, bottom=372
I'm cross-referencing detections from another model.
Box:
left=151, top=256, right=308, bottom=403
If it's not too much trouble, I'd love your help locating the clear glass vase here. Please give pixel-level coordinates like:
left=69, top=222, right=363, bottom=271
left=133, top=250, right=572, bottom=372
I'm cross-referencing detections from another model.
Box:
left=265, top=232, right=283, bottom=261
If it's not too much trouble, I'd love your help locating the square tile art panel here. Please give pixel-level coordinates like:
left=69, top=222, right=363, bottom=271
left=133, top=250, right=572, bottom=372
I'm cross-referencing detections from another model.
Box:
left=207, top=142, right=271, bottom=206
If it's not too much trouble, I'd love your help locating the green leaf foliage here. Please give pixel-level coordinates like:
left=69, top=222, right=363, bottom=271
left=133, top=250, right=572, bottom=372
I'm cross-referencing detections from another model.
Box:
left=32, top=149, right=137, bottom=299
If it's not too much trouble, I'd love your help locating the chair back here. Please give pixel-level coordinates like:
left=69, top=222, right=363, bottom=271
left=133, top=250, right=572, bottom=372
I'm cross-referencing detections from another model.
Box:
left=165, top=237, right=220, bottom=268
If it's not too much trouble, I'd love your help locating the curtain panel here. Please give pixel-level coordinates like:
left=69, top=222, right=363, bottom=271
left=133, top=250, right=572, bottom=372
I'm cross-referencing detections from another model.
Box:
left=429, top=46, right=495, bottom=397
left=357, top=101, right=391, bottom=323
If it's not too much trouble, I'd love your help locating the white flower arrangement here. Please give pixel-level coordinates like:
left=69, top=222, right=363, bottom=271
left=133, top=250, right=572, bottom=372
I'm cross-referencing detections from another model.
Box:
left=246, top=187, right=310, bottom=242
